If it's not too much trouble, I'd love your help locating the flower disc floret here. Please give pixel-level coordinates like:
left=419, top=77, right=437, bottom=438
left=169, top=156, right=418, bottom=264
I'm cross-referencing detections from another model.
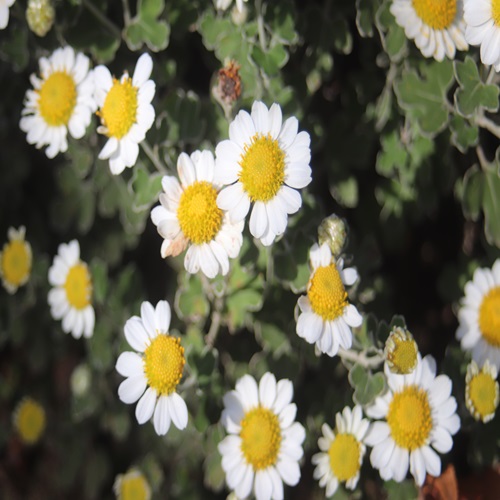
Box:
left=64, top=262, right=92, bottom=310
left=387, top=386, right=432, bottom=450
left=114, top=468, right=151, bottom=500
left=38, top=72, right=77, bottom=126
left=177, top=181, right=223, bottom=244
left=143, top=335, right=185, bottom=396
left=412, top=0, right=457, bottom=29
left=0, top=226, right=32, bottom=294
left=240, top=407, right=282, bottom=470
left=14, top=397, right=46, bottom=445
left=478, top=287, right=500, bottom=347
left=99, top=77, right=138, bottom=139
left=238, top=133, right=286, bottom=202
left=308, top=264, right=348, bottom=321
left=329, top=434, right=361, bottom=482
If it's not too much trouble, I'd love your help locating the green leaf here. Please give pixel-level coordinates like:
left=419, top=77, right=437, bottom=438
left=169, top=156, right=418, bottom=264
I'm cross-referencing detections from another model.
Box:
left=164, top=90, right=205, bottom=145
left=256, top=322, right=291, bottom=358
left=129, top=163, right=162, bottom=212
left=86, top=320, right=114, bottom=372
left=454, top=56, right=500, bottom=118
left=331, top=17, right=353, bottom=55
left=356, top=0, right=380, bottom=38
left=376, top=2, right=407, bottom=61
left=252, top=43, right=289, bottom=76
left=483, top=161, right=500, bottom=247
left=461, top=165, right=483, bottom=220
left=124, top=0, right=170, bottom=51
left=384, top=480, right=419, bottom=500
left=0, top=28, right=29, bottom=71
left=450, top=115, right=479, bottom=153
left=330, top=176, right=359, bottom=208
left=395, top=61, right=454, bottom=136
left=348, top=364, right=386, bottom=406
left=90, top=259, right=108, bottom=305
left=175, top=273, right=210, bottom=323
left=376, top=131, right=408, bottom=178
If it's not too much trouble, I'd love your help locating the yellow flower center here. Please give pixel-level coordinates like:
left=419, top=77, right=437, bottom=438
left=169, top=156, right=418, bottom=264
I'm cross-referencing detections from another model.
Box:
left=177, top=181, right=223, bottom=245
left=493, top=0, right=500, bottom=26
left=99, top=77, right=138, bottom=139
left=118, top=471, right=150, bottom=500
left=238, top=133, right=286, bottom=202
left=328, top=433, right=361, bottom=482
left=15, top=398, right=46, bottom=445
left=1, top=240, right=31, bottom=288
left=38, top=71, right=77, bottom=126
left=387, top=386, right=433, bottom=451
left=385, top=328, right=418, bottom=375
left=308, top=263, right=348, bottom=321
left=411, top=0, right=457, bottom=30
left=467, top=372, right=499, bottom=421
left=143, top=335, right=185, bottom=395
left=240, top=407, right=282, bottom=470
left=64, top=263, right=92, bottom=310
left=478, top=287, right=500, bottom=347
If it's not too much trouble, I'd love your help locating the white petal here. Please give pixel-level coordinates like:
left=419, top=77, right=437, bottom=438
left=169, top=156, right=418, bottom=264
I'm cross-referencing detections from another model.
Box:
left=124, top=317, right=149, bottom=352
left=118, top=375, right=147, bottom=404
left=141, top=301, right=157, bottom=338
left=116, top=351, right=143, bottom=377
left=155, top=300, right=171, bottom=333
left=168, top=392, right=188, bottom=430
left=135, top=387, right=157, bottom=424
left=153, top=395, right=171, bottom=435
left=259, top=372, right=277, bottom=409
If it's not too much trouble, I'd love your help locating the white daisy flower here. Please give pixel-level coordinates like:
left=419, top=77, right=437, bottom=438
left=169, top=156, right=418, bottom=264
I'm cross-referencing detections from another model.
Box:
left=94, top=53, right=155, bottom=175
left=218, top=372, right=306, bottom=500
left=456, top=259, right=500, bottom=370
left=296, top=242, right=362, bottom=357
left=19, top=46, right=96, bottom=159
left=116, top=300, right=188, bottom=436
left=465, top=359, right=499, bottom=423
left=0, top=226, right=32, bottom=294
left=151, top=150, right=244, bottom=278
left=215, top=0, right=247, bottom=13
left=312, top=406, right=370, bottom=497
left=0, top=0, right=15, bottom=29
left=464, top=0, right=500, bottom=71
left=48, top=240, right=95, bottom=339
left=365, top=355, right=460, bottom=486
left=151, top=150, right=244, bottom=279
left=113, top=468, right=151, bottom=500
left=390, top=0, right=468, bottom=61
left=215, top=101, right=312, bottom=246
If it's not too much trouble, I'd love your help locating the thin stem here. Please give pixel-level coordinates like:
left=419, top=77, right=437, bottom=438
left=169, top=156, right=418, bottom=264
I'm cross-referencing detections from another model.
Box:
left=121, top=0, right=131, bottom=26
left=486, top=65, right=497, bottom=85
left=476, top=115, right=500, bottom=139
left=82, top=0, right=122, bottom=39
left=255, top=0, right=267, bottom=51
left=205, top=303, right=222, bottom=348
left=338, top=347, right=384, bottom=370
left=140, top=140, right=167, bottom=174
left=476, top=145, right=489, bottom=170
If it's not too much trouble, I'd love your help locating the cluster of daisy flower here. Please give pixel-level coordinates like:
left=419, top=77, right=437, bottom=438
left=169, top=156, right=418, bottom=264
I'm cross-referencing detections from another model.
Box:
left=391, top=0, right=500, bottom=69
left=19, top=46, right=155, bottom=175
left=5, top=10, right=500, bottom=496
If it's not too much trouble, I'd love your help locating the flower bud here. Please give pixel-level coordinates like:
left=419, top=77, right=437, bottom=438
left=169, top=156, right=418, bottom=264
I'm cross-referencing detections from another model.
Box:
left=318, top=214, right=348, bottom=257
left=384, top=327, right=418, bottom=375
left=26, top=0, right=55, bottom=37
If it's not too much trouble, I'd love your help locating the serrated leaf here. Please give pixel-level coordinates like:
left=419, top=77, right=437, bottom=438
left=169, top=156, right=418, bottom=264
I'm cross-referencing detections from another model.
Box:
left=450, top=115, right=479, bottom=153
left=395, top=61, right=454, bottom=136
left=252, top=43, right=289, bottom=76
left=376, top=2, right=407, bottom=61
left=256, top=322, right=291, bottom=358
left=90, top=259, right=108, bottom=305
left=129, top=164, right=162, bottom=211
left=175, top=273, right=210, bottom=323
left=461, top=165, right=483, bottom=220
left=376, top=131, right=408, bottom=177
left=356, top=0, right=379, bottom=38
left=483, top=162, right=500, bottom=247
left=349, top=365, right=386, bottom=405
left=124, top=0, right=170, bottom=51
left=454, top=56, right=500, bottom=118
